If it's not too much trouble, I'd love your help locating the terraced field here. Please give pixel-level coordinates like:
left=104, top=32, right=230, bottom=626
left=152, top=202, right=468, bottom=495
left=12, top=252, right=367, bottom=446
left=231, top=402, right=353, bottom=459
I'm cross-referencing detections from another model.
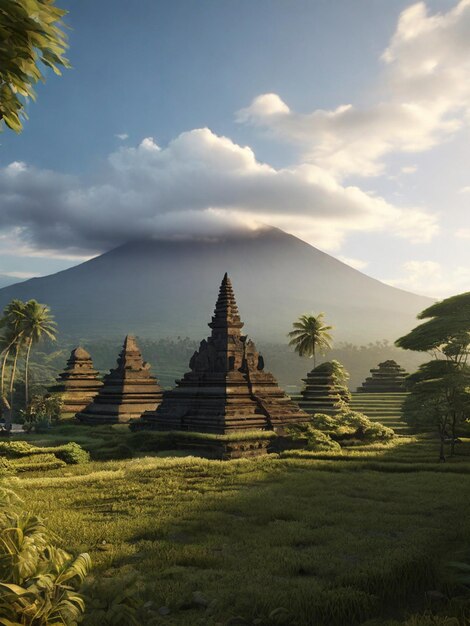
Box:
left=350, top=392, right=411, bottom=435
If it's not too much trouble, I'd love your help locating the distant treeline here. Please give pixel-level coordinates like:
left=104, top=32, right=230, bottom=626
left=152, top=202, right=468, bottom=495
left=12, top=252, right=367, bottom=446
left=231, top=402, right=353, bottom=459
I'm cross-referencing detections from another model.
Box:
left=27, top=336, right=425, bottom=393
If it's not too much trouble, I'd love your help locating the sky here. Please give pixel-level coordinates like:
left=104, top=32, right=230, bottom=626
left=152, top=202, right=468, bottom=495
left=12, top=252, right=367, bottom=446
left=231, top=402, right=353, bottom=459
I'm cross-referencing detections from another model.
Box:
left=0, top=0, right=469, bottom=298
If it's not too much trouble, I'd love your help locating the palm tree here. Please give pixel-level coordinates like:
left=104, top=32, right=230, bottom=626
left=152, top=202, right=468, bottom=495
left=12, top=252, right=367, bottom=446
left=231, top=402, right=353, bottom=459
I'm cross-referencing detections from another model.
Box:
left=0, top=300, right=27, bottom=397
left=0, top=300, right=28, bottom=429
left=288, top=313, right=333, bottom=367
left=19, top=300, right=57, bottom=408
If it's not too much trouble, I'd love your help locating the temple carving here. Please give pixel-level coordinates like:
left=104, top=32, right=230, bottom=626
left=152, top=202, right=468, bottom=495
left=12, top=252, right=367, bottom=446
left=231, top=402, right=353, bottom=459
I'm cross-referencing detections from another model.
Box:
left=77, top=335, right=163, bottom=424
left=49, top=347, right=103, bottom=416
left=137, top=273, right=308, bottom=433
left=357, top=360, right=408, bottom=393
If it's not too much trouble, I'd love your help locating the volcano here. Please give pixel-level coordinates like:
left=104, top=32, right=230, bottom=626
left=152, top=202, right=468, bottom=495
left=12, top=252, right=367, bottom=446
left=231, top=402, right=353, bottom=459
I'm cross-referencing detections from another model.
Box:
left=0, top=227, right=432, bottom=343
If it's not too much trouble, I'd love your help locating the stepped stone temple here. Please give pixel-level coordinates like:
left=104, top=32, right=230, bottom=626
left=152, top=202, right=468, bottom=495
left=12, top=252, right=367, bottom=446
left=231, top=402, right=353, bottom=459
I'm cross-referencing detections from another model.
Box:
left=357, top=360, right=408, bottom=393
left=137, top=273, right=308, bottom=441
left=50, top=347, right=103, bottom=415
left=77, top=335, right=163, bottom=424
left=298, top=362, right=350, bottom=417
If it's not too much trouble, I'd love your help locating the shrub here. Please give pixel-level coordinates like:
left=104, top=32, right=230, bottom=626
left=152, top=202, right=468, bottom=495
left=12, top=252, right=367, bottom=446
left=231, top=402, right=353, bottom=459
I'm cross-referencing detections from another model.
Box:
left=285, top=422, right=341, bottom=452
left=0, top=440, right=36, bottom=457
left=0, top=487, right=91, bottom=624
left=10, top=453, right=67, bottom=472
left=45, top=442, right=90, bottom=465
left=0, top=440, right=89, bottom=466
left=312, top=410, right=395, bottom=442
left=20, top=394, right=63, bottom=433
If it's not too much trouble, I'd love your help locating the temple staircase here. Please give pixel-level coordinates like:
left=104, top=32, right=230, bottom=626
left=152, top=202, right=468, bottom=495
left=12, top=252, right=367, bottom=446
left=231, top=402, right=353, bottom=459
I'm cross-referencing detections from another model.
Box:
left=350, top=392, right=411, bottom=435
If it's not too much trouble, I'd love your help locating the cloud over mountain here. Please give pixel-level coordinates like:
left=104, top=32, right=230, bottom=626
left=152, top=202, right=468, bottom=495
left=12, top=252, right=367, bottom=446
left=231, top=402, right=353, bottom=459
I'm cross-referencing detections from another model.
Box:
left=0, top=128, right=436, bottom=255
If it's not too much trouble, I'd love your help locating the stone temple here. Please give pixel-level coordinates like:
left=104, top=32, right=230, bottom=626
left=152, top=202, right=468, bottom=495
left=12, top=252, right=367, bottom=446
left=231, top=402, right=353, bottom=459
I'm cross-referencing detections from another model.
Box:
left=49, top=347, right=103, bottom=416
left=137, top=273, right=308, bottom=434
left=299, top=361, right=351, bottom=416
left=357, top=360, right=408, bottom=393
left=77, top=335, right=163, bottom=424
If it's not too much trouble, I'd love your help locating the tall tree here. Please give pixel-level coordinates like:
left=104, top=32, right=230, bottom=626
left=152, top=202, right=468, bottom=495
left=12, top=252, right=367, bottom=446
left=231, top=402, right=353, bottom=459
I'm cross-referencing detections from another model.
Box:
left=396, top=292, right=470, bottom=454
left=0, top=0, right=69, bottom=132
left=0, top=300, right=27, bottom=430
left=288, top=313, right=333, bottom=366
left=403, top=360, right=470, bottom=461
left=19, top=300, right=57, bottom=407
left=0, top=299, right=26, bottom=396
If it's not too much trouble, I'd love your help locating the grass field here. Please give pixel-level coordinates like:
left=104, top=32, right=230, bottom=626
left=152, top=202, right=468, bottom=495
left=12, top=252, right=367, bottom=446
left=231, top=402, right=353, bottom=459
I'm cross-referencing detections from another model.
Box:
left=5, top=424, right=470, bottom=625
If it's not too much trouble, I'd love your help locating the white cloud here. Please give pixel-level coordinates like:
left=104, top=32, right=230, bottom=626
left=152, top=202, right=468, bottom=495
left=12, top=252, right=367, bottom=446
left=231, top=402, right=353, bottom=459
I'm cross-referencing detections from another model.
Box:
left=401, top=165, right=418, bottom=175
left=0, top=270, right=37, bottom=279
left=384, top=259, right=470, bottom=298
left=238, top=1, right=470, bottom=179
left=115, top=133, right=129, bottom=141
left=0, top=129, right=438, bottom=255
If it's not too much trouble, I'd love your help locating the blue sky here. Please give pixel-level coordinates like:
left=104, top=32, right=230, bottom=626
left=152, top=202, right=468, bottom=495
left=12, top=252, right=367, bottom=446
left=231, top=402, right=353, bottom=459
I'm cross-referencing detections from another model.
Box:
left=0, top=0, right=469, bottom=297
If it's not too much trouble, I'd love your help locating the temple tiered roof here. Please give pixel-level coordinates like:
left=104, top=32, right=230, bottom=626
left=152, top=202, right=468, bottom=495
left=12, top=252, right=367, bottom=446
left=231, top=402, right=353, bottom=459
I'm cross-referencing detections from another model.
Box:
left=77, top=335, right=163, bottom=424
left=298, top=361, right=350, bottom=416
left=137, top=273, right=308, bottom=434
left=49, top=347, right=103, bottom=415
left=357, top=360, right=408, bottom=393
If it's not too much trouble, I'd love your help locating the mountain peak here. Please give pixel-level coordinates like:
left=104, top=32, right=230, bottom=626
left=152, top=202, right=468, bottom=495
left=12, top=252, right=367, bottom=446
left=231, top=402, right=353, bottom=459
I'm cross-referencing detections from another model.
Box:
left=0, top=227, right=432, bottom=343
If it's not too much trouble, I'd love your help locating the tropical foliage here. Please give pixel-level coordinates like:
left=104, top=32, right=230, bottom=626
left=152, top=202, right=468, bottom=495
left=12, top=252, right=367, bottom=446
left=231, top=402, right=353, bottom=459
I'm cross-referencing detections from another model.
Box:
left=403, top=361, right=470, bottom=460
left=0, top=0, right=70, bottom=132
left=20, top=394, right=62, bottom=435
left=397, top=292, right=470, bottom=459
left=288, top=313, right=333, bottom=365
left=287, top=409, right=394, bottom=450
left=0, top=487, right=90, bottom=624
left=0, top=300, right=57, bottom=428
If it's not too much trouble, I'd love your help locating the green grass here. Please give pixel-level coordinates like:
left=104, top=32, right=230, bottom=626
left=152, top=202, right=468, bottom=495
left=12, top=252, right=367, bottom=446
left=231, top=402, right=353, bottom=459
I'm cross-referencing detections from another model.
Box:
left=5, top=425, right=470, bottom=625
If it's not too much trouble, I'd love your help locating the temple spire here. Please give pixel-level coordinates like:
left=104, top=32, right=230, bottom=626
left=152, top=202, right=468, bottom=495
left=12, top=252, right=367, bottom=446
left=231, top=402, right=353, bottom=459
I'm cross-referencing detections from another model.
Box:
left=209, top=272, right=244, bottom=335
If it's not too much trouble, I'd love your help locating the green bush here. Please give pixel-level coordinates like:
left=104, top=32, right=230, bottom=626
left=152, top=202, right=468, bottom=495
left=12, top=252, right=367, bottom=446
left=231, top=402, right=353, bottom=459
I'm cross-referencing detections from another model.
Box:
left=0, top=487, right=91, bottom=624
left=285, top=422, right=341, bottom=452
left=10, top=453, right=67, bottom=473
left=20, top=394, right=63, bottom=433
left=44, top=442, right=90, bottom=465
left=0, top=440, right=36, bottom=457
left=312, top=410, right=395, bottom=442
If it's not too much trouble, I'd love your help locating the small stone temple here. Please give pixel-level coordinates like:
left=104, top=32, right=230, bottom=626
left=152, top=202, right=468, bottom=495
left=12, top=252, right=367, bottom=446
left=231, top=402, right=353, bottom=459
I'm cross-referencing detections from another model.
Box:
left=357, top=360, right=408, bottom=393
left=298, top=361, right=351, bottom=416
left=77, top=335, right=163, bottom=424
left=49, top=347, right=103, bottom=416
left=137, top=273, right=308, bottom=435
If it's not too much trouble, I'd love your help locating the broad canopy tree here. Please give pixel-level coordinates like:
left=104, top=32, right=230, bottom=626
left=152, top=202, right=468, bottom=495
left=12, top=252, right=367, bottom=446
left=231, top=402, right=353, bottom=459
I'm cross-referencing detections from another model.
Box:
left=0, top=0, right=69, bottom=132
left=396, top=291, right=470, bottom=459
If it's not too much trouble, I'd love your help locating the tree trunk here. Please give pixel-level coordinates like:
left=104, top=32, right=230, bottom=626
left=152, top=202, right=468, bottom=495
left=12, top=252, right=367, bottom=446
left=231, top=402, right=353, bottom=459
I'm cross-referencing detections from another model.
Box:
left=0, top=346, right=11, bottom=397
left=439, top=435, right=446, bottom=462
left=24, top=338, right=33, bottom=409
left=450, top=411, right=457, bottom=456
left=7, top=343, right=20, bottom=432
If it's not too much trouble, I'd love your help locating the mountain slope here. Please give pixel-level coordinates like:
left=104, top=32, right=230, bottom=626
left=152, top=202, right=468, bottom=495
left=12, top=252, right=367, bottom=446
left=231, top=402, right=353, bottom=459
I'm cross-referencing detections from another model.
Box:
left=0, top=228, right=432, bottom=342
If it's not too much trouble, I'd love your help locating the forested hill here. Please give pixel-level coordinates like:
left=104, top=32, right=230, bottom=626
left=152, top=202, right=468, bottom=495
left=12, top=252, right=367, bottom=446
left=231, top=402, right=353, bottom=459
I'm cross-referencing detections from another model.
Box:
left=30, top=337, right=425, bottom=393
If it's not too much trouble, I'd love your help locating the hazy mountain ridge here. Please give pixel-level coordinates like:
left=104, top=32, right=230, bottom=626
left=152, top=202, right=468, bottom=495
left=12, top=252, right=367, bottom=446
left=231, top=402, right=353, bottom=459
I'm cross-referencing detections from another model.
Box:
left=0, top=227, right=432, bottom=343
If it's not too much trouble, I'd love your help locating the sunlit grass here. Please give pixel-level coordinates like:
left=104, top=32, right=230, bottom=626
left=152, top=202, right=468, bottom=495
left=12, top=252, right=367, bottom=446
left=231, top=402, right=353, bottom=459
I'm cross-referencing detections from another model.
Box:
left=7, top=429, right=470, bottom=625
